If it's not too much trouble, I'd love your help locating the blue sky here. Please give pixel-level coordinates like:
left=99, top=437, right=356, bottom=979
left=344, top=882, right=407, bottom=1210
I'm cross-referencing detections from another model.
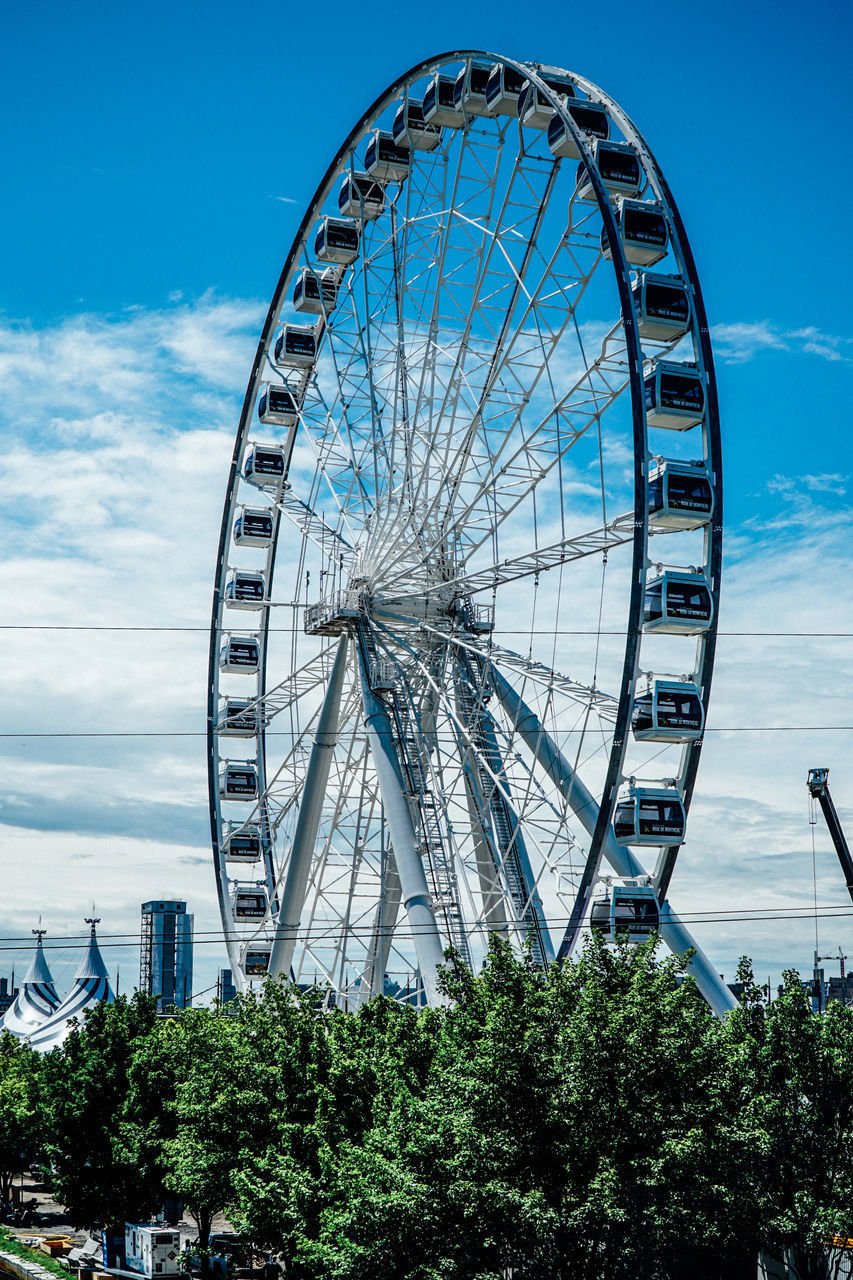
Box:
left=0, top=0, right=851, bottom=999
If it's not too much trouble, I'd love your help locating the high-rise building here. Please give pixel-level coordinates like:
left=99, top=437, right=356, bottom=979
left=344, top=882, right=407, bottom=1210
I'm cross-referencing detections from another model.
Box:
left=140, top=901, right=193, bottom=1012
left=216, top=968, right=237, bottom=1006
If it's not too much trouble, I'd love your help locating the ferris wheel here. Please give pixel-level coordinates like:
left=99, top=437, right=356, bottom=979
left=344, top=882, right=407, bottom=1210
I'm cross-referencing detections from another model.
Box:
left=207, top=52, right=733, bottom=1015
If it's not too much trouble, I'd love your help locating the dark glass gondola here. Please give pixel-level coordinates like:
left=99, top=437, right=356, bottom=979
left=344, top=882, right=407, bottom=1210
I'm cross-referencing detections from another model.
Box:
left=453, top=61, right=493, bottom=116
left=314, top=217, right=360, bottom=266
left=643, top=571, right=713, bottom=634
left=224, top=570, right=266, bottom=610
left=293, top=267, right=339, bottom=316
left=644, top=360, right=705, bottom=429
left=365, top=130, right=411, bottom=182
left=222, top=822, right=263, bottom=862
left=518, top=73, right=575, bottom=129
left=243, top=443, right=286, bottom=487
left=219, top=635, right=260, bottom=674
left=648, top=462, right=713, bottom=530
left=392, top=99, right=441, bottom=151
left=232, top=886, right=267, bottom=920
left=485, top=63, right=527, bottom=115
left=274, top=323, right=319, bottom=370
left=601, top=199, right=668, bottom=267
left=242, top=943, right=271, bottom=976
left=590, top=880, right=661, bottom=942
left=338, top=171, right=385, bottom=221
left=233, top=507, right=274, bottom=548
left=632, top=679, right=705, bottom=743
left=576, top=139, right=642, bottom=200
left=614, top=787, right=686, bottom=847
left=547, top=99, right=609, bottom=159
left=423, top=73, right=465, bottom=127
left=217, top=698, right=263, bottom=738
left=632, top=273, right=691, bottom=341
left=258, top=383, right=300, bottom=427
left=218, top=759, right=259, bottom=801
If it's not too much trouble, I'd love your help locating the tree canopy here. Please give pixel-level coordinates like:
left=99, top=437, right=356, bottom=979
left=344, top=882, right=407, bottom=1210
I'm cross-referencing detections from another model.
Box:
left=17, top=938, right=853, bottom=1280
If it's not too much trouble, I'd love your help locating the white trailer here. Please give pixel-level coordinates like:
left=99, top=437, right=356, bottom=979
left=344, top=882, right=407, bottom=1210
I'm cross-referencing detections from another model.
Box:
left=124, top=1225, right=181, bottom=1278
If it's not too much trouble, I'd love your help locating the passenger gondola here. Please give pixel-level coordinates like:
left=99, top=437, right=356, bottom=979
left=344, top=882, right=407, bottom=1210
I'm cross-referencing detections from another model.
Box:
left=392, top=99, right=441, bottom=150
left=243, top=443, right=286, bottom=487
left=233, top=507, right=274, bottom=547
left=590, top=879, right=661, bottom=942
left=241, top=942, right=271, bottom=976
left=224, top=569, right=266, bottom=610
left=222, top=822, right=263, bottom=861
left=576, top=139, right=642, bottom=200
left=274, top=323, right=319, bottom=370
left=218, top=759, right=259, bottom=801
left=632, top=679, right=705, bottom=742
left=632, top=273, right=692, bottom=341
left=644, top=360, right=705, bottom=429
left=601, top=199, right=668, bottom=267
left=219, top=635, right=260, bottom=674
left=338, top=171, right=385, bottom=221
left=232, top=885, right=268, bottom=920
left=453, top=61, right=493, bottom=116
left=648, top=461, right=713, bottom=530
left=258, top=382, right=300, bottom=427
left=547, top=99, right=610, bottom=159
left=217, top=698, right=263, bottom=738
left=614, top=786, right=686, bottom=847
left=517, top=73, right=575, bottom=129
left=485, top=62, right=527, bottom=115
left=314, top=216, right=360, bottom=266
left=293, top=267, right=339, bottom=315
left=365, top=130, right=411, bottom=182
left=643, top=570, right=713, bottom=634
left=423, top=73, right=465, bottom=127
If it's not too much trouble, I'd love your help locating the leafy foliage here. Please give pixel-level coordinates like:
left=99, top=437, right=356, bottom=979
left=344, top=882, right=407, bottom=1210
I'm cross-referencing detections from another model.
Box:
left=18, top=940, right=853, bottom=1279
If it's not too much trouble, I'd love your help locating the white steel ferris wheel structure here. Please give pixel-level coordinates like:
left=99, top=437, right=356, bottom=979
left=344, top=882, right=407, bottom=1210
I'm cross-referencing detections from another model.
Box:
left=207, top=52, right=735, bottom=1016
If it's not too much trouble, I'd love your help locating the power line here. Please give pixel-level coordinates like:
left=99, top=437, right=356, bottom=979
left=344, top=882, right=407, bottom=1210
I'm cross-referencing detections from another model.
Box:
left=0, top=625, right=850, bottom=638
left=0, top=726, right=850, bottom=739
left=3, top=903, right=853, bottom=953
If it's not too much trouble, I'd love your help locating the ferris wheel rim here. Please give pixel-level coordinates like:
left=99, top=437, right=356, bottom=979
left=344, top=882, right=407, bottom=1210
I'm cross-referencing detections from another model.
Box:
left=206, top=51, right=723, bottom=998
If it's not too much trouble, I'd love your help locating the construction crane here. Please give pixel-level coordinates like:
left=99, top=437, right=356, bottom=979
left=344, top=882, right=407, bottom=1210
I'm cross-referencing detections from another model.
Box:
left=807, top=768, right=853, bottom=902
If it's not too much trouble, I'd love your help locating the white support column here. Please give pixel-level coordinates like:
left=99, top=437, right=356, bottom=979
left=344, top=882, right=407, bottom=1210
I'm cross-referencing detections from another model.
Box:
left=269, top=635, right=349, bottom=980
left=362, top=843, right=402, bottom=1002
left=356, top=647, right=447, bottom=1007
left=490, top=665, right=737, bottom=1019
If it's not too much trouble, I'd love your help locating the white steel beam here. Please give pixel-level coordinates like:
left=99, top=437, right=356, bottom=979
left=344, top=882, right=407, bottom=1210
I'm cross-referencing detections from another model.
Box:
left=356, top=643, right=447, bottom=1007
left=490, top=664, right=737, bottom=1018
left=268, top=634, right=349, bottom=979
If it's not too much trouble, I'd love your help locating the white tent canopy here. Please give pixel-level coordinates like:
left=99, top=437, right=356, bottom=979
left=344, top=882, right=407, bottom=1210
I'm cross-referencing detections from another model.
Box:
left=27, top=920, right=114, bottom=1052
left=2, top=931, right=61, bottom=1039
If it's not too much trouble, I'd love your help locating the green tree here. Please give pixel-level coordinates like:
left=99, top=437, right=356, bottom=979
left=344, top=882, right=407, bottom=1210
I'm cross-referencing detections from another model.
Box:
left=725, top=962, right=853, bottom=1280
left=41, top=993, right=162, bottom=1230
left=129, top=1001, right=288, bottom=1274
left=0, top=1032, right=43, bottom=1204
left=297, top=936, right=752, bottom=1280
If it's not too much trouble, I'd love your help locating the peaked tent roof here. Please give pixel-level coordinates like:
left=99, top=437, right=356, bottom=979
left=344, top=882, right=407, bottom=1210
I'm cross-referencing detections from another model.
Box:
left=27, top=921, right=114, bottom=1053
left=2, top=933, right=61, bottom=1039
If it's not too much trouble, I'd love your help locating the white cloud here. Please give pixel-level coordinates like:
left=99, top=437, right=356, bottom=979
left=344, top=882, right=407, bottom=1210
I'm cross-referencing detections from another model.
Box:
left=711, top=319, right=853, bottom=364
left=0, top=293, right=850, bottom=1004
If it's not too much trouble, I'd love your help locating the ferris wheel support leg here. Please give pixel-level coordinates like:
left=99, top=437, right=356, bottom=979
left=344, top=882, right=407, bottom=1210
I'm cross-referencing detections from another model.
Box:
left=268, top=635, right=349, bottom=980
left=362, top=844, right=403, bottom=1001
left=490, top=665, right=737, bottom=1018
left=356, top=649, right=448, bottom=1007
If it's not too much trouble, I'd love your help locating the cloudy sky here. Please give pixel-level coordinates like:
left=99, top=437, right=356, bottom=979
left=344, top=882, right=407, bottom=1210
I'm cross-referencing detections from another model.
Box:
left=1, top=0, right=851, bottom=1000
